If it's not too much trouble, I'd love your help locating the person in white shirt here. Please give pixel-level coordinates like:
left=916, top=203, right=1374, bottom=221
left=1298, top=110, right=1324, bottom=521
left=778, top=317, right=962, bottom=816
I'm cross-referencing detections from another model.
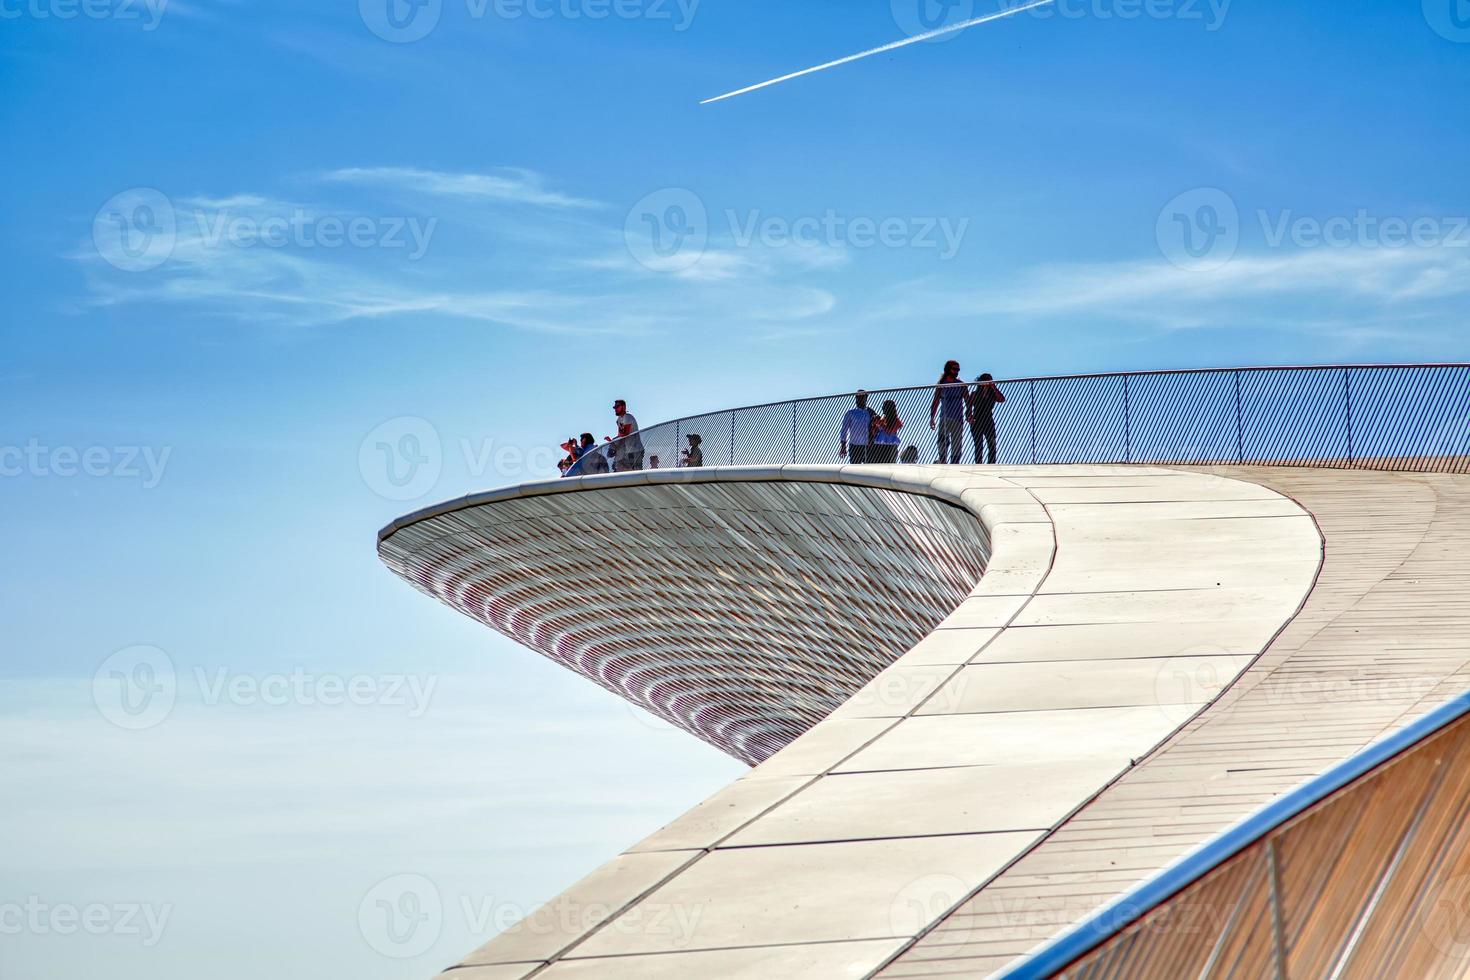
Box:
left=610, top=399, right=644, bottom=471
left=840, top=390, right=876, bottom=464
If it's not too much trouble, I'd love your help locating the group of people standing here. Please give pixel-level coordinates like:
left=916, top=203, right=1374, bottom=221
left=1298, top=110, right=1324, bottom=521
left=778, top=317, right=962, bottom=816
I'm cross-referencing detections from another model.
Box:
left=557, top=399, right=704, bottom=476
left=932, top=360, right=1006, bottom=465
left=558, top=399, right=648, bottom=476
left=842, top=360, right=1007, bottom=466
left=840, top=393, right=910, bottom=464
left=560, top=362, right=1008, bottom=478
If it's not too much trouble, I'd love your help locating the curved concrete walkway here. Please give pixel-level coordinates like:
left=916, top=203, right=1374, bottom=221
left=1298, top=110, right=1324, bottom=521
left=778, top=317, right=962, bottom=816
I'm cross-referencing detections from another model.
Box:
left=382, top=464, right=1325, bottom=979
left=881, top=466, right=1470, bottom=978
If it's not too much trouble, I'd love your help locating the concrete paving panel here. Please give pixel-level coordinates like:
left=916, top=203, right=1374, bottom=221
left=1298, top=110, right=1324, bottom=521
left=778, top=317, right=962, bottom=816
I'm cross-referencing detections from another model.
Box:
left=970, top=621, right=1279, bottom=664
left=627, top=776, right=810, bottom=853
left=899, top=628, right=1001, bottom=666
left=461, top=850, right=699, bottom=965
left=571, top=832, right=1038, bottom=956
left=830, top=664, right=970, bottom=719
left=937, top=595, right=1031, bottom=629
left=1015, top=588, right=1306, bottom=627
left=916, top=655, right=1255, bottom=715
left=725, top=761, right=1109, bottom=846
left=747, top=718, right=894, bottom=778
left=837, top=707, right=1183, bottom=773
left=1024, top=482, right=1283, bottom=504
left=441, top=966, right=543, bottom=980
left=1044, top=499, right=1306, bottom=522
left=548, top=938, right=907, bottom=978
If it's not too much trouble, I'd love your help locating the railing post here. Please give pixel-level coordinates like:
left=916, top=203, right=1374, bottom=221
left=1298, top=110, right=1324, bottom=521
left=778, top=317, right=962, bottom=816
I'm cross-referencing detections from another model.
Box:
left=1266, top=840, right=1288, bottom=980
left=1123, top=375, right=1132, bottom=463
left=791, top=403, right=797, bottom=464
left=1344, top=368, right=1355, bottom=465
left=1029, top=380, right=1038, bottom=465
left=729, top=411, right=735, bottom=465
left=1234, top=370, right=1245, bottom=463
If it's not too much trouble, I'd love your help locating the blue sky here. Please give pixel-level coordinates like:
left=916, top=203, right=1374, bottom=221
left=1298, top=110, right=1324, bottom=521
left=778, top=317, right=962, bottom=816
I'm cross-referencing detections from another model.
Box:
left=3, top=0, right=1469, bottom=976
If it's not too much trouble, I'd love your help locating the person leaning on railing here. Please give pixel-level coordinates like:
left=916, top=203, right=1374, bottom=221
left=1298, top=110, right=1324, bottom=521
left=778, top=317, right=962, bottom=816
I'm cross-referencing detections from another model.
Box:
left=607, top=398, right=644, bottom=471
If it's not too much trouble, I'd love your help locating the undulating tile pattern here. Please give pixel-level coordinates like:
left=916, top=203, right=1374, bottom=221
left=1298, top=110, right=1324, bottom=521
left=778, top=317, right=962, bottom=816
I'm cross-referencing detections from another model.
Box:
left=378, top=473, right=990, bottom=764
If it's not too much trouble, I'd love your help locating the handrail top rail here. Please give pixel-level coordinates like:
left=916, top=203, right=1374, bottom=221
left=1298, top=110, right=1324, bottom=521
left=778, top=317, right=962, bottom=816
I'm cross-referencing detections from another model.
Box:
left=638, top=362, right=1470, bottom=426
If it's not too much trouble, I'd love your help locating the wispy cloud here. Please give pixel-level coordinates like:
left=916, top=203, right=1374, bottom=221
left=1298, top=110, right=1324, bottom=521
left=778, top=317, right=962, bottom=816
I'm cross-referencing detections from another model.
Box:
left=872, top=246, right=1470, bottom=339
left=576, top=240, right=850, bottom=282
left=179, top=193, right=283, bottom=210
left=320, top=166, right=602, bottom=209
left=76, top=178, right=846, bottom=335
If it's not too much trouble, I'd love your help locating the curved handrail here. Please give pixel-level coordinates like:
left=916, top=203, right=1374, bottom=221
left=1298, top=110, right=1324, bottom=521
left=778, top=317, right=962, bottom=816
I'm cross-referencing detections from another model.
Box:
left=569, top=363, right=1470, bottom=476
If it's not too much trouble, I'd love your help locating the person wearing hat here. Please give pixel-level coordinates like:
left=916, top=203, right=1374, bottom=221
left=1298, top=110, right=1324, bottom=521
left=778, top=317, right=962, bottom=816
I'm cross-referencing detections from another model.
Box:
left=609, top=398, right=644, bottom=471
left=681, top=433, right=703, bottom=468
left=840, top=390, right=877, bottom=464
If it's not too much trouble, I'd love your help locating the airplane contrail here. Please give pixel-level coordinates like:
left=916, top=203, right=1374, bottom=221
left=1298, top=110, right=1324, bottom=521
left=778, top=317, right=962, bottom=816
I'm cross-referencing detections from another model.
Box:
left=701, top=0, right=1056, bottom=105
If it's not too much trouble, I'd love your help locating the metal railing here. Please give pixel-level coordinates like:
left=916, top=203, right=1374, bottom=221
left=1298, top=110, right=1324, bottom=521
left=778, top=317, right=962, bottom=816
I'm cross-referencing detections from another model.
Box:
left=568, top=364, right=1470, bottom=477
left=997, top=690, right=1470, bottom=979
